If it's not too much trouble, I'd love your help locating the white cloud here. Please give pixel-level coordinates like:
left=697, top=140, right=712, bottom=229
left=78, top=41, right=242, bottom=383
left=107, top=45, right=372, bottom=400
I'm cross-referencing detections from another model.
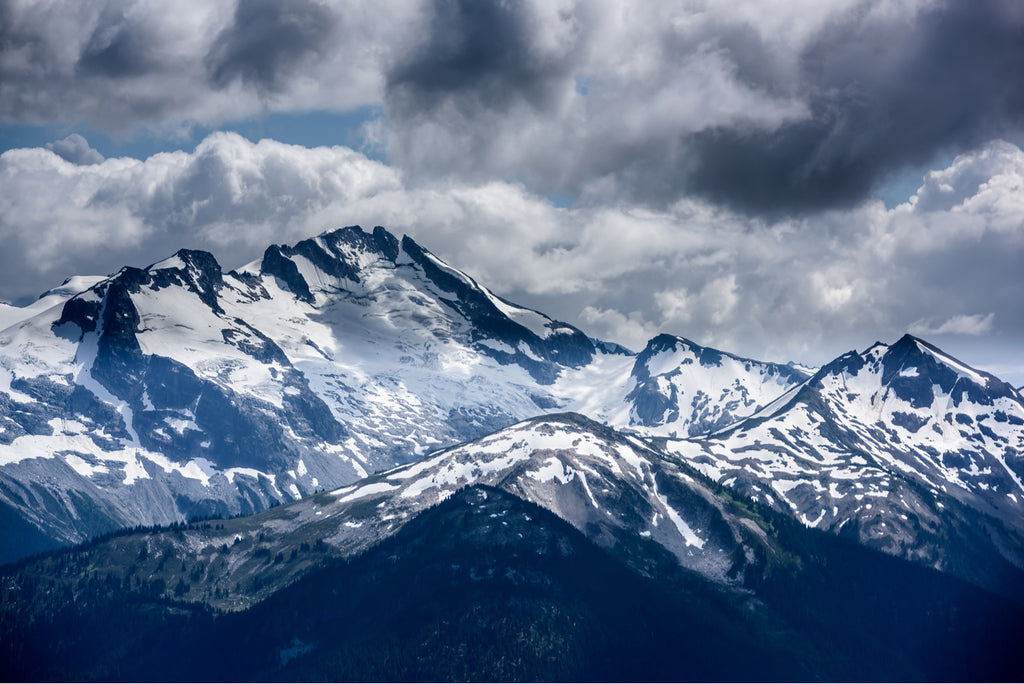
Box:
left=579, top=307, right=659, bottom=352
left=701, top=275, right=739, bottom=326
left=909, top=314, right=996, bottom=337
left=0, top=133, right=401, bottom=295
left=654, top=288, right=692, bottom=324
left=912, top=141, right=1024, bottom=215
left=0, top=132, right=1021, bottom=383
left=810, top=271, right=856, bottom=313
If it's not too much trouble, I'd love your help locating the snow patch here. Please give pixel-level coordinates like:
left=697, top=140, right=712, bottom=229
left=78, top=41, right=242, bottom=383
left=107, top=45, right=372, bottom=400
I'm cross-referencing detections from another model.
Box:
left=651, top=477, right=705, bottom=549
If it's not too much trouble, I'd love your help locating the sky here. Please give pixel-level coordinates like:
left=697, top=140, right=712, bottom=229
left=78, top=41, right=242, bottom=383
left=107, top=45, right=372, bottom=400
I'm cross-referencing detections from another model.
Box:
left=0, top=0, right=1022, bottom=384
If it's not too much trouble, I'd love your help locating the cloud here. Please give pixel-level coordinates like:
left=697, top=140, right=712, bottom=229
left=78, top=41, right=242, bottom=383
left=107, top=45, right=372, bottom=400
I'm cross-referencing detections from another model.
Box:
left=204, top=0, right=336, bottom=93
left=686, top=0, right=1024, bottom=214
left=913, top=141, right=1024, bottom=213
left=0, top=0, right=411, bottom=132
left=386, top=0, right=573, bottom=112
left=909, top=314, right=996, bottom=337
left=579, top=307, right=659, bottom=352
left=379, top=0, right=1024, bottom=214
left=45, top=134, right=104, bottom=165
left=0, top=132, right=400, bottom=299
left=382, top=0, right=811, bottom=200
left=74, top=2, right=170, bottom=78
left=3, top=0, right=1022, bottom=217
left=0, top=132, right=1021, bottom=382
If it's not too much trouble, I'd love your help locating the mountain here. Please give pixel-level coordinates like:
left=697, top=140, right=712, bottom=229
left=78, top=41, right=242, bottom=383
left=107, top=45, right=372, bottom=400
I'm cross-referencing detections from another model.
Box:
left=0, top=226, right=590, bottom=560
left=667, top=334, right=1024, bottom=597
left=0, top=276, right=107, bottom=331
left=0, top=225, right=804, bottom=563
left=3, top=222, right=1020, bottom=604
left=3, top=482, right=1021, bottom=681
left=603, top=333, right=809, bottom=436
left=1, top=414, right=778, bottom=612
left=548, top=334, right=809, bottom=439
left=3, top=381, right=1022, bottom=680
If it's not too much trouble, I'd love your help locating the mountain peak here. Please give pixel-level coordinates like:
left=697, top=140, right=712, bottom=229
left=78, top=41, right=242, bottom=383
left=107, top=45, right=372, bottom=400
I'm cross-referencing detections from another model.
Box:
left=807, top=334, right=1016, bottom=411
left=142, top=248, right=224, bottom=312
left=672, top=334, right=1024, bottom=598
left=623, top=332, right=809, bottom=436
left=882, top=334, right=1012, bottom=401
left=146, top=247, right=218, bottom=270
left=37, top=274, right=107, bottom=301
left=261, top=226, right=375, bottom=299
left=317, top=224, right=401, bottom=263
left=637, top=334, right=724, bottom=368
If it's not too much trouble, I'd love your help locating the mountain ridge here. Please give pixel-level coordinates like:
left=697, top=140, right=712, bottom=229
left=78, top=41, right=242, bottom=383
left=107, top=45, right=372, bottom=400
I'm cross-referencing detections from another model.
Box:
left=0, top=225, right=812, bottom=564
left=668, top=332, right=1024, bottom=597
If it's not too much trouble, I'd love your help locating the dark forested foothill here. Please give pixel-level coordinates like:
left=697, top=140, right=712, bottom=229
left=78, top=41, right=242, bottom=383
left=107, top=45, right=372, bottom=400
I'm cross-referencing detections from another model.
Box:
left=1, top=486, right=1021, bottom=682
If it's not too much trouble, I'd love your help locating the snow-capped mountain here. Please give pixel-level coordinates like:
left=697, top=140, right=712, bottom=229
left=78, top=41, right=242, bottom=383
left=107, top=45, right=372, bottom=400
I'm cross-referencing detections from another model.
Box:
left=6, top=221, right=1017, bottom=593
left=311, top=412, right=773, bottom=587
left=7, top=412, right=1022, bottom=681
left=618, top=333, right=808, bottom=436
left=3, top=270, right=1024, bottom=678
left=0, top=226, right=588, bottom=559
left=547, top=334, right=809, bottom=442
left=0, top=225, right=801, bottom=562
left=667, top=334, right=1024, bottom=595
left=0, top=276, right=107, bottom=331
left=25, top=413, right=777, bottom=611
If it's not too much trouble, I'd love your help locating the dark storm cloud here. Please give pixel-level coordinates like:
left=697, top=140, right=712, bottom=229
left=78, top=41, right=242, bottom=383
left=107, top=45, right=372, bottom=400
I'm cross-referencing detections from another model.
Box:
left=0, top=0, right=49, bottom=82
left=0, top=1, right=212, bottom=130
left=76, top=6, right=160, bottom=77
left=0, top=1, right=389, bottom=133
left=205, top=0, right=337, bottom=93
left=380, top=0, right=1024, bottom=216
left=386, top=0, right=573, bottom=115
left=685, top=0, right=1024, bottom=215
left=0, top=0, right=13, bottom=47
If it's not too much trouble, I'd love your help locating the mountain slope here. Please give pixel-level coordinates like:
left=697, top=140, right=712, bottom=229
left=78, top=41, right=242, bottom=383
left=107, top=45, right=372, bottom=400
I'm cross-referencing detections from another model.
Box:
left=667, top=334, right=1024, bottom=597
left=4, top=484, right=1021, bottom=682
left=5, top=413, right=782, bottom=612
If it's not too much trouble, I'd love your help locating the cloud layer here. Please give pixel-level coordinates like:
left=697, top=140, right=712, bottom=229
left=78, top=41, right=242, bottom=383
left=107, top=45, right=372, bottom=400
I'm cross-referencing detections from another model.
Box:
left=3, top=0, right=1024, bottom=213
left=0, top=0, right=412, bottom=130
left=1, top=1, right=1022, bottom=381
left=1, top=132, right=1021, bottom=380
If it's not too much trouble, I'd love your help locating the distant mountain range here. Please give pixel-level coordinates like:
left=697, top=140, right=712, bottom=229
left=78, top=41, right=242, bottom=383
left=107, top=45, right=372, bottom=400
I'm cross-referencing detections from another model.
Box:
left=1, top=225, right=1022, bottom=680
